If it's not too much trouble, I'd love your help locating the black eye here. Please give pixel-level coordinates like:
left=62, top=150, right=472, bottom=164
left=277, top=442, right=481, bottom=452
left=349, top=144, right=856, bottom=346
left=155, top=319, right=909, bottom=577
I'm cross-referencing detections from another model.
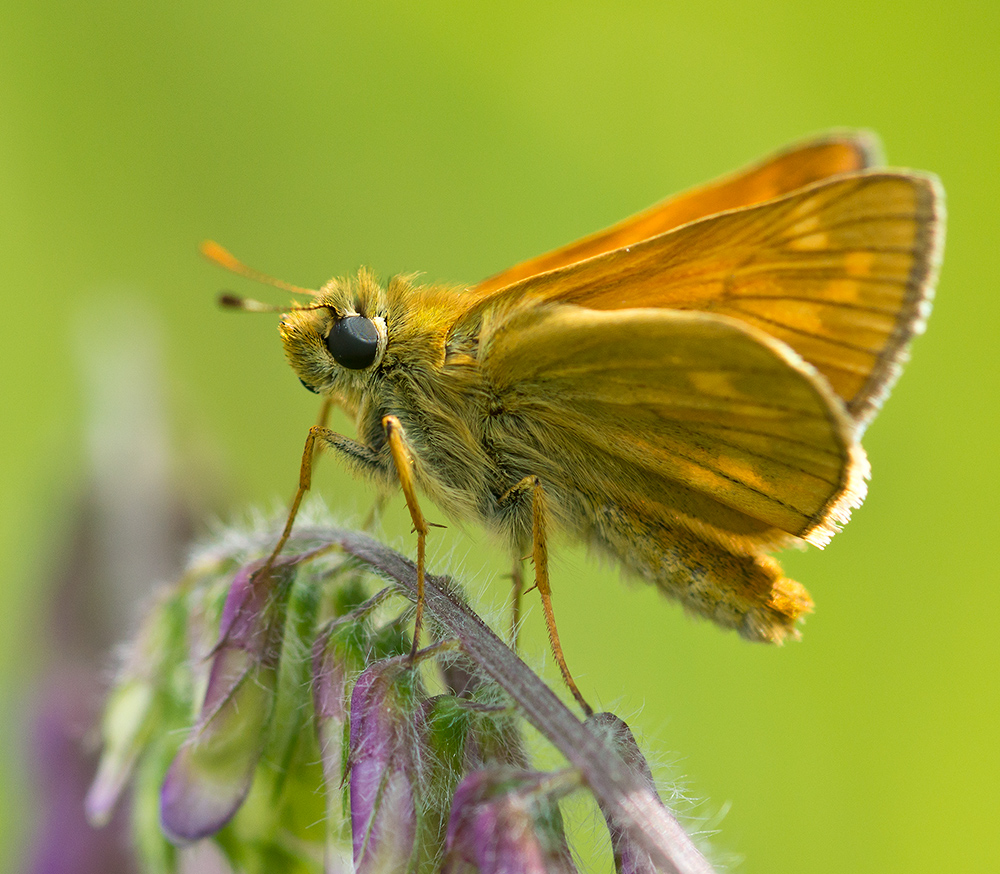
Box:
left=324, top=315, right=379, bottom=370
left=298, top=377, right=319, bottom=394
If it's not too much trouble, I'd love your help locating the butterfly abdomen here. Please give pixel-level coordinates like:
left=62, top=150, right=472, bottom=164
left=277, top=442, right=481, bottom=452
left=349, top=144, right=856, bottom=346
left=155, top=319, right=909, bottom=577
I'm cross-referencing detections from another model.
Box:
left=589, top=503, right=814, bottom=643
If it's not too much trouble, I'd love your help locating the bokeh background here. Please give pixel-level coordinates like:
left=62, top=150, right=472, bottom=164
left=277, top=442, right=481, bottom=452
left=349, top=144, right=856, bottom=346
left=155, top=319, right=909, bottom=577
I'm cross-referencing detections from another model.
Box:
left=3, top=2, right=997, bottom=872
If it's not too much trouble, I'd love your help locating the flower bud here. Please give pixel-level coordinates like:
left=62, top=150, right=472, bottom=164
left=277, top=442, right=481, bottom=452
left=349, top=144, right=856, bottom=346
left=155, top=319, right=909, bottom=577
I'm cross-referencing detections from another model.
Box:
left=86, top=587, right=187, bottom=827
left=313, top=618, right=361, bottom=793
left=348, top=656, right=424, bottom=873
left=435, top=653, right=525, bottom=772
left=312, top=586, right=393, bottom=870
left=586, top=712, right=662, bottom=874
left=443, top=768, right=579, bottom=874
left=159, top=558, right=294, bottom=842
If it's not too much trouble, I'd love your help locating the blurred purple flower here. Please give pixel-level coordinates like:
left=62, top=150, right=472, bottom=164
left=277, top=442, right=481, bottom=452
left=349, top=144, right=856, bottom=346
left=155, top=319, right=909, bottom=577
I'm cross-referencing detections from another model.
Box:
left=30, top=671, right=136, bottom=874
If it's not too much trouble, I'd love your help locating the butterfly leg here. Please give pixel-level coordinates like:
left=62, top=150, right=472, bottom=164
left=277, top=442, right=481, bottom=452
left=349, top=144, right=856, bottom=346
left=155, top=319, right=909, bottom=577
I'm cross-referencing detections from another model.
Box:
left=501, top=476, right=593, bottom=716
left=314, top=395, right=336, bottom=430
left=304, top=395, right=335, bottom=485
left=312, top=397, right=389, bottom=531
left=382, top=415, right=430, bottom=660
left=509, top=559, right=525, bottom=649
left=306, top=396, right=389, bottom=532
left=255, top=423, right=390, bottom=586
left=285, top=416, right=429, bottom=657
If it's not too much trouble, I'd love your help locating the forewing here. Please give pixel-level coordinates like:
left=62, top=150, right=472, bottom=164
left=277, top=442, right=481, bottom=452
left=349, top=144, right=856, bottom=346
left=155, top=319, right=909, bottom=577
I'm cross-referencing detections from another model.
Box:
left=475, top=172, right=943, bottom=430
left=473, top=132, right=881, bottom=297
left=482, top=305, right=867, bottom=546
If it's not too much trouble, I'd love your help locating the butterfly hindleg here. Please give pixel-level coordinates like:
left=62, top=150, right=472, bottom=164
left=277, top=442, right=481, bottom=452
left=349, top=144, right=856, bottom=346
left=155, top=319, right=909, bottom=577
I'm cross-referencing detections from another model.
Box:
left=500, top=475, right=593, bottom=716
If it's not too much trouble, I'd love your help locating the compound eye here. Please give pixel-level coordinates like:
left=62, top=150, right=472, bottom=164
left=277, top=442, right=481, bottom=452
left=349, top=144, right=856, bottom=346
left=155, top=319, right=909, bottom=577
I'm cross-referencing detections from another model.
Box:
left=324, top=315, right=379, bottom=369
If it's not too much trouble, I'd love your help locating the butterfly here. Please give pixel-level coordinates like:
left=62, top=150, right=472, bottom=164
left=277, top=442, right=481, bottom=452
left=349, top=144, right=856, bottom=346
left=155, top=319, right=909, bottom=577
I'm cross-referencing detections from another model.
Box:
left=207, top=131, right=943, bottom=713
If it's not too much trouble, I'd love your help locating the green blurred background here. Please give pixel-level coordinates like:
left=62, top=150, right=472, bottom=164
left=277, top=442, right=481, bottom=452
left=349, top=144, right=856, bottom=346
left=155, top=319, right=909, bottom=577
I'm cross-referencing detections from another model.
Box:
left=3, top=2, right=997, bottom=872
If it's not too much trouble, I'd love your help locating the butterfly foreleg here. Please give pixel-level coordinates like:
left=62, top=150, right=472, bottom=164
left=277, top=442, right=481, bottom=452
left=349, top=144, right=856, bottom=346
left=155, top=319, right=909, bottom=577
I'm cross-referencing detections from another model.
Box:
left=381, top=415, right=431, bottom=659
left=499, top=475, right=593, bottom=716
left=251, top=425, right=384, bottom=590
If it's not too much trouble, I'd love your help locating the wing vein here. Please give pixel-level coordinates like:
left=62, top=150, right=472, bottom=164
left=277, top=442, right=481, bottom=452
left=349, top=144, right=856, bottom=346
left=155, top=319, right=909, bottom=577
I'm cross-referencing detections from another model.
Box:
left=557, top=416, right=837, bottom=517
left=723, top=308, right=882, bottom=355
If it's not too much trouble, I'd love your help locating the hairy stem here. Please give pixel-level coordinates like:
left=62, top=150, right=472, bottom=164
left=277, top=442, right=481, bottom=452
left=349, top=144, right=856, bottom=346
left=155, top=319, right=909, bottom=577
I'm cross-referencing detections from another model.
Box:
left=297, top=526, right=715, bottom=874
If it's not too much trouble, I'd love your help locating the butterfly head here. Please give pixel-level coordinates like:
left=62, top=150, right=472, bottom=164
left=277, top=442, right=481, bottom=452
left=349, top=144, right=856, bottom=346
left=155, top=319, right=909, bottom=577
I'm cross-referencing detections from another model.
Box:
left=204, top=241, right=389, bottom=400
left=278, top=276, right=389, bottom=397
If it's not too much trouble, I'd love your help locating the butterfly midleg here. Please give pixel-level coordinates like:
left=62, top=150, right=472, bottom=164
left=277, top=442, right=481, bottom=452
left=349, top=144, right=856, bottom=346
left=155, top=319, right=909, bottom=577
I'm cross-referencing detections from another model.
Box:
left=381, top=415, right=431, bottom=659
left=500, top=475, right=593, bottom=716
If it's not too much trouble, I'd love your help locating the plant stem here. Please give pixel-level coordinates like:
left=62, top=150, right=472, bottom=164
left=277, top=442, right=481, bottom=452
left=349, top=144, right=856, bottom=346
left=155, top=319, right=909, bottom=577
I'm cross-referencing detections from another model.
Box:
left=298, top=527, right=716, bottom=874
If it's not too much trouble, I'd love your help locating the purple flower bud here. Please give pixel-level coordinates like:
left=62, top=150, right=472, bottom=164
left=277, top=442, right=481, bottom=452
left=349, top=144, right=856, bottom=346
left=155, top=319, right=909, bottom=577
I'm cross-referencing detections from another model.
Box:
left=313, top=605, right=375, bottom=872
left=159, top=558, right=294, bottom=842
left=313, top=623, right=355, bottom=794
left=348, top=656, right=423, bottom=873
left=86, top=588, right=186, bottom=827
left=460, top=706, right=527, bottom=773
left=313, top=588, right=393, bottom=794
left=85, top=676, right=157, bottom=828
left=443, top=768, right=579, bottom=874
left=586, top=712, right=662, bottom=874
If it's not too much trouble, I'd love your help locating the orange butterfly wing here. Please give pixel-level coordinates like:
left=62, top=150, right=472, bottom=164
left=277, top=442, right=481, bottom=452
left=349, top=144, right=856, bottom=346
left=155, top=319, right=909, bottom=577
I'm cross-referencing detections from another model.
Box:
left=480, top=304, right=865, bottom=547
left=473, top=132, right=882, bottom=297
left=467, top=170, right=942, bottom=430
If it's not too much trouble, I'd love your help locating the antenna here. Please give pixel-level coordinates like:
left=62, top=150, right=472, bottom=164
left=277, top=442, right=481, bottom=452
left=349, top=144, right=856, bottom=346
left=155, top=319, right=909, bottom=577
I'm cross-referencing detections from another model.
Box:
left=200, top=240, right=321, bottom=297
left=218, top=293, right=298, bottom=313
